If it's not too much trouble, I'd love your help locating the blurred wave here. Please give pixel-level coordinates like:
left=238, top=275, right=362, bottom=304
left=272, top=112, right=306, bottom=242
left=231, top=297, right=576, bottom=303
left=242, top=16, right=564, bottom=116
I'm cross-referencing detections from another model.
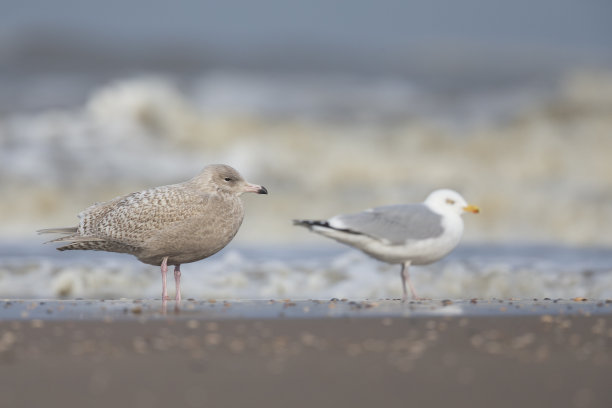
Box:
left=1, top=244, right=611, bottom=300
left=2, top=70, right=612, bottom=245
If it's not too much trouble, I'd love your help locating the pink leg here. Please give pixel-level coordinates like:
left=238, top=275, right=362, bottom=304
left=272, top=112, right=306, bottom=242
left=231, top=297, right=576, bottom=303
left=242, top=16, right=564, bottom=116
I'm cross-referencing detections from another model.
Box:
left=400, top=261, right=420, bottom=301
left=174, top=264, right=182, bottom=302
left=161, top=256, right=170, bottom=300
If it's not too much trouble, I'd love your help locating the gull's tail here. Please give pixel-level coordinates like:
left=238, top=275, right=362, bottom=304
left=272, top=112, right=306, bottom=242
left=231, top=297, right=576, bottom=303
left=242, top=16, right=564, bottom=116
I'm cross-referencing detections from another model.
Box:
left=37, top=227, right=78, bottom=235
left=293, top=219, right=362, bottom=238
left=38, top=226, right=108, bottom=251
left=37, top=227, right=82, bottom=243
left=292, top=219, right=330, bottom=229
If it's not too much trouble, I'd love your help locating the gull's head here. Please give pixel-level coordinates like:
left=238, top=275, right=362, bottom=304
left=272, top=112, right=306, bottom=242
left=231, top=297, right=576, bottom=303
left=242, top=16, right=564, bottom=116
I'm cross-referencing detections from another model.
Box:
left=196, top=164, right=268, bottom=196
left=424, top=189, right=479, bottom=216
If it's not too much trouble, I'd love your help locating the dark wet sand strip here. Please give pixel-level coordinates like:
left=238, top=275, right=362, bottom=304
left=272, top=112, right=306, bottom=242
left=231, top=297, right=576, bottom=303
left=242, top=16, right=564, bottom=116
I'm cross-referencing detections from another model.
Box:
left=0, top=304, right=611, bottom=408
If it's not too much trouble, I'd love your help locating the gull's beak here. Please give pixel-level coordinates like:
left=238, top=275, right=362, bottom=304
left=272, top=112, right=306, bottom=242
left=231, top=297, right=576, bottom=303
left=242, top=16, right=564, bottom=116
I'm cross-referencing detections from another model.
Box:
left=244, top=183, right=268, bottom=194
left=463, top=204, right=480, bottom=214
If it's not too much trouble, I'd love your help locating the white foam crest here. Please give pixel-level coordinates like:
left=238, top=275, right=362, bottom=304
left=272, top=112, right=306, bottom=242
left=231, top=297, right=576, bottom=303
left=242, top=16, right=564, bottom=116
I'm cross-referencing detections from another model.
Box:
left=1, top=248, right=611, bottom=300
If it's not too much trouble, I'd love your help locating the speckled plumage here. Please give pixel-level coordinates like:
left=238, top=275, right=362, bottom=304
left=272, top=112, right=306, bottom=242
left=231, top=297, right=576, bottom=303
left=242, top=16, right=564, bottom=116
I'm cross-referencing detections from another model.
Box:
left=39, top=164, right=268, bottom=300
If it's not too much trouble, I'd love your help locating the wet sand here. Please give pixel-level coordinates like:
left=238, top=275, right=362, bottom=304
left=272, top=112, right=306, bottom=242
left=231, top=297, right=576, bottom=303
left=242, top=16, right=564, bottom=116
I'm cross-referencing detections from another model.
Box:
left=1, top=299, right=611, bottom=408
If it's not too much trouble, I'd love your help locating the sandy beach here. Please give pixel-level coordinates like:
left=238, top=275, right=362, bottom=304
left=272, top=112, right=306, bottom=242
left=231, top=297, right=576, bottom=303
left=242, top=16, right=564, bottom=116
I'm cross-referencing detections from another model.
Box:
left=0, top=298, right=611, bottom=408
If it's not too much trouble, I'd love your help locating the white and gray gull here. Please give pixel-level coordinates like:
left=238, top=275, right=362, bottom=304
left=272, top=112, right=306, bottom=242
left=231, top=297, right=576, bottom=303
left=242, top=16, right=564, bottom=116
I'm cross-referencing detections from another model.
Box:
left=294, top=189, right=479, bottom=300
left=39, top=164, right=268, bottom=301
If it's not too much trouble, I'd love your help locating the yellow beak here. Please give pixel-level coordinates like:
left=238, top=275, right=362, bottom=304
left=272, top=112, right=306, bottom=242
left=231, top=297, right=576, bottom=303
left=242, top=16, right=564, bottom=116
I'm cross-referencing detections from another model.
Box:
left=463, top=204, right=480, bottom=214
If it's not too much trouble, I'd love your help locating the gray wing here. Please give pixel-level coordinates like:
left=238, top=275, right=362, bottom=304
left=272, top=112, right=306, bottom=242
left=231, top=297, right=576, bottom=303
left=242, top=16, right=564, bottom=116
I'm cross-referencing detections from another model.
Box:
left=330, top=204, right=444, bottom=244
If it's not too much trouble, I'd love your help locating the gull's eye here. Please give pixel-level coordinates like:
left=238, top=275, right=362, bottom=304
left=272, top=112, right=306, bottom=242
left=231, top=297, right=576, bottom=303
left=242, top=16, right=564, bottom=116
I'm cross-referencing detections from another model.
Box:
left=445, top=198, right=456, bottom=205
left=224, top=177, right=232, bottom=182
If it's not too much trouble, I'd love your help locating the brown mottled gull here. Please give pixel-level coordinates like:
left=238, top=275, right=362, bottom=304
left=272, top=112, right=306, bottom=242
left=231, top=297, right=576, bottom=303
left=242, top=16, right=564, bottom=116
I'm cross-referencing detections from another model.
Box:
left=39, top=164, right=268, bottom=301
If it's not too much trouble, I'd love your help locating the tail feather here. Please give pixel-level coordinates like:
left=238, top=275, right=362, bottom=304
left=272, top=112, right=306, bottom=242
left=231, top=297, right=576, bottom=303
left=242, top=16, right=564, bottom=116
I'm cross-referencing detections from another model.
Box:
left=57, top=241, right=141, bottom=253
left=38, top=226, right=104, bottom=246
left=45, top=235, right=105, bottom=244
left=293, top=219, right=361, bottom=236
left=56, top=242, right=107, bottom=251
left=39, top=226, right=138, bottom=254
left=37, top=227, right=78, bottom=235
left=293, top=219, right=330, bottom=228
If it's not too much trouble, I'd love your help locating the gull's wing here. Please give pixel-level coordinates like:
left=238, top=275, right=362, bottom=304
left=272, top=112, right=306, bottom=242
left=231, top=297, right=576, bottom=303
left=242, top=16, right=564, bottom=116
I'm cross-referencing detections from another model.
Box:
left=42, top=184, right=211, bottom=249
left=328, top=204, right=444, bottom=245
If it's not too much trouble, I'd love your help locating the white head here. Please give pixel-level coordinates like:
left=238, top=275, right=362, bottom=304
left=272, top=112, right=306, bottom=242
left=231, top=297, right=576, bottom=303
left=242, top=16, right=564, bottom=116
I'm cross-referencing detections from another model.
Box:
left=424, top=189, right=480, bottom=216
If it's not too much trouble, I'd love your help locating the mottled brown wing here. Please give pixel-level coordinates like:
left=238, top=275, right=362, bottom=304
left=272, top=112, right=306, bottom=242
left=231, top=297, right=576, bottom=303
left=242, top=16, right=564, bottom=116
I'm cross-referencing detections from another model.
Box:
left=78, top=184, right=210, bottom=247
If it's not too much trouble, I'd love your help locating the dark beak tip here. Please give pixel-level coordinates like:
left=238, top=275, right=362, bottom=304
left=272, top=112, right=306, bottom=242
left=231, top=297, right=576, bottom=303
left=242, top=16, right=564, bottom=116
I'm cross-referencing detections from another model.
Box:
left=258, top=186, right=268, bottom=195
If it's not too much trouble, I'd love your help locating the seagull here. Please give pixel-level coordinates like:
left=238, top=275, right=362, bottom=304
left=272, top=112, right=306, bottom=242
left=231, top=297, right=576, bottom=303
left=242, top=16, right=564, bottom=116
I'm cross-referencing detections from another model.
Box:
left=294, top=189, right=479, bottom=300
left=39, top=164, right=268, bottom=301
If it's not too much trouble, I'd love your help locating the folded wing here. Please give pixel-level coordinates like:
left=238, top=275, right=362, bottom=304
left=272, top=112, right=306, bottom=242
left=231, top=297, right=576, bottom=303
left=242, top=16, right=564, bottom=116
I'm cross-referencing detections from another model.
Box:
left=329, top=204, right=444, bottom=245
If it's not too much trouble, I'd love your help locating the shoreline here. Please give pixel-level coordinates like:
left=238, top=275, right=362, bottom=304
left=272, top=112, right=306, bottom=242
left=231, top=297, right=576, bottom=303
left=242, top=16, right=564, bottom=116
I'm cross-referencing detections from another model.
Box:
left=0, top=298, right=610, bottom=321
left=0, top=301, right=611, bottom=407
